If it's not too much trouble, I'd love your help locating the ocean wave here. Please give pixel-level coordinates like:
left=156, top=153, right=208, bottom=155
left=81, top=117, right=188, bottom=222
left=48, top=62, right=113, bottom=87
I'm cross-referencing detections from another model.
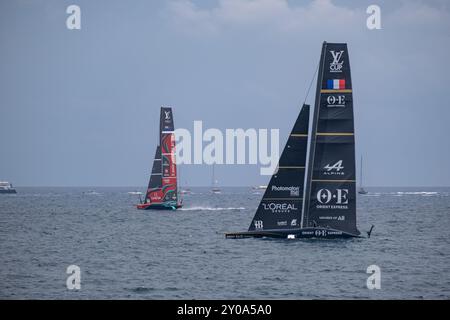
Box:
left=82, top=191, right=102, bottom=195
left=395, top=192, right=438, bottom=195
left=129, top=287, right=155, bottom=293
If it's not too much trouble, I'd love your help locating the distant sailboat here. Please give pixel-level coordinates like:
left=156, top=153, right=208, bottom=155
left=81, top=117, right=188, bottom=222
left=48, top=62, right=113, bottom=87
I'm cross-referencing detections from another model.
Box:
left=226, top=42, right=363, bottom=239
left=137, top=107, right=182, bottom=210
left=178, top=167, right=192, bottom=195
left=358, top=155, right=368, bottom=195
left=211, top=164, right=221, bottom=194
left=180, top=181, right=192, bottom=195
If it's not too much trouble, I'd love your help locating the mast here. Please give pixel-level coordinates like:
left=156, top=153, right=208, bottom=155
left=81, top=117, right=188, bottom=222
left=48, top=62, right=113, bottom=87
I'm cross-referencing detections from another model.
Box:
left=301, top=42, right=327, bottom=228
left=212, top=163, right=215, bottom=187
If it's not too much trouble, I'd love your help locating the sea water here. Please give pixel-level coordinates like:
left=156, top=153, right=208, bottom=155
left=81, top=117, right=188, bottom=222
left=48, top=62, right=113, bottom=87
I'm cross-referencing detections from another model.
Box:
left=0, top=187, right=449, bottom=299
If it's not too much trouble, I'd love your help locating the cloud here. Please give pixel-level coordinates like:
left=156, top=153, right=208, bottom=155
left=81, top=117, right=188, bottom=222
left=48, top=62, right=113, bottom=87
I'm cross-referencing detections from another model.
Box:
left=385, top=0, right=450, bottom=34
left=165, top=0, right=450, bottom=37
left=165, top=0, right=361, bottom=36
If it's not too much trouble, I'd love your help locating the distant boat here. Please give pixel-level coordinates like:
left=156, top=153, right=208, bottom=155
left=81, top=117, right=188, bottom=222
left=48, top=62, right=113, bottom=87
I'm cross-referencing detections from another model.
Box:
left=358, top=155, right=368, bottom=195
left=211, top=164, right=221, bottom=194
left=0, top=181, right=16, bottom=194
left=136, top=107, right=182, bottom=210
left=127, top=191, right=143, bottom=195
left=180, top=188, right=192, bottom=195
left=252, top=185, right=267, bottom=190
left=84, top=190, right=100, bottom=195
left=226, top=42, right=363, bottom=239
left=178, top=168, right=192, bottom=195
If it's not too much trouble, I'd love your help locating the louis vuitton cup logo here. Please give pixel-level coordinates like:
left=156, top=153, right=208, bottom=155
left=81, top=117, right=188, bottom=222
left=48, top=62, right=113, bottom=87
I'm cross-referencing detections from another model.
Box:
left=164, top=111, right=171, bottom=120
left=330, top=50, right=344, bottom=73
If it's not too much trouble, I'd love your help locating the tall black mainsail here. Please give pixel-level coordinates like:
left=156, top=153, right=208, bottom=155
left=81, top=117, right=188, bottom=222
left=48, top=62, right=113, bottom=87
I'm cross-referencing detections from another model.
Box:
left=248, top=104, right=309, bottom=232
left=226, top=42, right=362, bottom=239
left=302, top=42, right=360, bottom=236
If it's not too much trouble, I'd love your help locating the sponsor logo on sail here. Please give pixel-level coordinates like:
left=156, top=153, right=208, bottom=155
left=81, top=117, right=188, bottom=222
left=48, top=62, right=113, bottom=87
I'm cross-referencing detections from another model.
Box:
left=318, top=215, right=346, bottom=221
left=326, top=95, right=346, bottom=107
left=324, top=160, right=345, bottom=176
left=271, top=185, right=300, bottom=196
left=164, top=110, right=171, bottom=120
left=327, top=79, right=346, bottom=90
left=254, top=220, right=263, bottom=229
left=150, top=194, right=163, bottom=201
left=329, top=50, right=344, bottom=72
left=316, top=188, right=349, bottom=209
left=291, top=219, right=297, bottom=226
left=277, top=221, right=288, bottom=226
left=262, top=202, right=298, bottom=213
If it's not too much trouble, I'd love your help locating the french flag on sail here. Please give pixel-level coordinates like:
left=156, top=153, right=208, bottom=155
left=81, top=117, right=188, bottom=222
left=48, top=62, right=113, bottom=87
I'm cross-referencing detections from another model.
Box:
left=327, top=79, right=346, bottom=90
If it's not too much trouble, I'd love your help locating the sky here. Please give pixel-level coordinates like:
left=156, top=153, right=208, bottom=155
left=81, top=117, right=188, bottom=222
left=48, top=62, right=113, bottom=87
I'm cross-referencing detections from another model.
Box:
left=1, top=0, right=450, bottom=187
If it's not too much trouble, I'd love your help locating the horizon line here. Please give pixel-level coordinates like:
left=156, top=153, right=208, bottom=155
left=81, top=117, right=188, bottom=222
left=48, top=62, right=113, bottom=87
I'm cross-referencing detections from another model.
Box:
left=8, top=185, right=450, bottom=188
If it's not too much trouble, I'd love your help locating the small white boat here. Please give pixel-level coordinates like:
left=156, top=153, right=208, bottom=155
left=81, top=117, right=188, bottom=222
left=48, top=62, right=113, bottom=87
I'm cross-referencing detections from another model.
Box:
left=0, top=181, right=17, bottom=194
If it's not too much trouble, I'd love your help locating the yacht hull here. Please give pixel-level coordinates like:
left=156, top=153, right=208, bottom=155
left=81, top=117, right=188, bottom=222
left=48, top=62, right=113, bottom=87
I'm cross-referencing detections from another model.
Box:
left=0, top=189, right=17, bottom=194
left=136, top=203, right=182, bottom=210
left=225, top=227, right=361, bottom=239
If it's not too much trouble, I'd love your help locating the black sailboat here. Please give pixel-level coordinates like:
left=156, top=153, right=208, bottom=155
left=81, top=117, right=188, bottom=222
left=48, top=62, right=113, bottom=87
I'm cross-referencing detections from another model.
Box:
left=137, top=107, right=182, bottom=210
left=226, top=42, right=362, bottom=239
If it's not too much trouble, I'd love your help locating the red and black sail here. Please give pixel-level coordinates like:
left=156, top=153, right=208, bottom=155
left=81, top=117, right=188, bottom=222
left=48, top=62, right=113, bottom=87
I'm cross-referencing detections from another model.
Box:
left=143, top=107, right=178, bottom=206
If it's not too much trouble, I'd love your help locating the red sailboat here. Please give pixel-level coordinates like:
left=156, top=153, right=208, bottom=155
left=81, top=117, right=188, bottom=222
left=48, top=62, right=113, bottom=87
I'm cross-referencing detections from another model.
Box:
left=137, top=107, right=182, bottom=210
